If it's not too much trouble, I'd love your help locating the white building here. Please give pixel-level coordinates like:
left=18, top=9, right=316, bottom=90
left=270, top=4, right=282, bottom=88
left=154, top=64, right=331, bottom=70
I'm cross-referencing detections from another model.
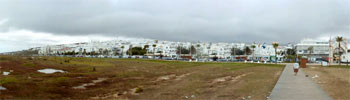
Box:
left=296, top=39, right=329, bottom=62
left=37, top=38, right=287, bottom=60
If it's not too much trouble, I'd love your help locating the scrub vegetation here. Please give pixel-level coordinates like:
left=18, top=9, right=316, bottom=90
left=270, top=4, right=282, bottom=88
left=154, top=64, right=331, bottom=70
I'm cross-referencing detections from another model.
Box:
left=0, top=56, right=283, bottom=100
left=304, top=65, right=350, bottom=100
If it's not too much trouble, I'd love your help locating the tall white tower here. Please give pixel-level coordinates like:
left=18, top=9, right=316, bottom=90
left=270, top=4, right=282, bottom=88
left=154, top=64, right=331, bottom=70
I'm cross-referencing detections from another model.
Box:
left=344, top=38, right=348, bottom=54
left=329, top=37, right=333, bottom=63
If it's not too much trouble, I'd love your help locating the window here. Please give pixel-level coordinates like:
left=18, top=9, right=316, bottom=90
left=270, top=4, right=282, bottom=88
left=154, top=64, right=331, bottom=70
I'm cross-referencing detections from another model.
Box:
left=303, top=50, right=308, bottom=53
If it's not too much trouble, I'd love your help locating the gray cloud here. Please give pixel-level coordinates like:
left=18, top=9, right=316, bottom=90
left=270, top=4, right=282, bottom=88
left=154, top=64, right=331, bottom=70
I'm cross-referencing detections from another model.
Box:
left=0, top=0, right=349, bottom=43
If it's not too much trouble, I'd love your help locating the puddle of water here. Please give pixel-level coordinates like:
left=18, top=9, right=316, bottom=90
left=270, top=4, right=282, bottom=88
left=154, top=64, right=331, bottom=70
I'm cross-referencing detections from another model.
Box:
left=37, top=68, right=65, bottom=74
left=2, top=72, right=10, bottom=75
left=0, top=86, right=7, bottom=90
left=73, top=78, right=108, bottom=89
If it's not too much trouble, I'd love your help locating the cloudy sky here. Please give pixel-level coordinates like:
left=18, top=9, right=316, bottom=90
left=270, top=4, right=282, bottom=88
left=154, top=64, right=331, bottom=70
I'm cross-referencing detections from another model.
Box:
left=0, top=0, right=349, bottom=52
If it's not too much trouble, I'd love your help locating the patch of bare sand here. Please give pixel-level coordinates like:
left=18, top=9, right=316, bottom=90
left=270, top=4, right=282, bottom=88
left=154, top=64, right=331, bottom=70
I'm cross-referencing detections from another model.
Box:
left=156, top=73, right=192, bottom=82
left=90, top=86, right=143, bottom=100
left=95, top=73, right=193, bottom=100
left=211, top=73, right=252, bottom=84
left=156, top=74, right=176, bottom=81
left=73, top=78, right=108, bottom=89
left=304, top=66, right=350, bottom=100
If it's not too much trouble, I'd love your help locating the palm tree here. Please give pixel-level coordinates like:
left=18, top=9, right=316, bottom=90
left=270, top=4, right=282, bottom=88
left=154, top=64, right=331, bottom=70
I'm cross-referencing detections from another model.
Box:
left=336, top=36, right=343, bottom=65
left=103, top=49, right=109, bottom=56
left=272, top=42, right=279, bottom=64
left=251, top=44, right=256, bottom=60
left=120, top=46, right=125, bottom=56
left=152, top=44, right=157, bottom=59
left=207, top=46, right=211, bottom=57
left=307, top=46, right=313, bottom=61
left=190, top=46, right=196, bottom=55
left=83, top=49, right=87, bottom=55
left=98, top=48, right=103, bottom=56
left=128, top=45, right=133, bottom=56
left=196, top=44, right=201, bottom=58
left=144, top=45, right=150, bottom=54
left=231, top=47, right=236, bottom=56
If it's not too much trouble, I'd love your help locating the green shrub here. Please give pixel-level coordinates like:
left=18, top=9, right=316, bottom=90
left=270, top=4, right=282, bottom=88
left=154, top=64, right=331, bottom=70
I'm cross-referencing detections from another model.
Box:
left=135, top=87, right=144, bottom=93
left=0, top=77, right=18, bottom=85
left=45, top=77, right=71, bottom=86
left=23, top=63, right=36, bottom=67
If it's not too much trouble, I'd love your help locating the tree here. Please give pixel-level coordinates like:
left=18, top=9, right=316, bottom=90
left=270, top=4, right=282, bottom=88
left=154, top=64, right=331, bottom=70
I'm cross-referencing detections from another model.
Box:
left=152, top=44, right=157, bottom=59
left=244, top=46, right=251, bottom=55
left=112, top=48, right=119, bottom=56
left=231, top=48, right=244, bottom=55
left=286, top=49, right=296, bottom=55
left=176, top=46, right=190, bottom=54
left=128, top=45, right=133, bottom=55
left=103, top=49, right=109, bottom=56
left=231, top=47, right=236, bottom=56
left=114, top=51, right=119, bottom=56
left=251, top=44, right=256, bottom=60
left=307, top=46, right=313, bottom=61
left=190, top=46, right=196, bottom=55
left=126, top=47, right=147, bottom=55
left=91, top=51, right=96, bottom=56
left=83, top=49, right=87, bottom=55
left=196, top=44, right=201, bottom=58
left=144, top=45, right=150, bottom=54
left=120, top=46, right=125, bottom=56
left=286, top=48, right=296, bottom=62
left=98, top=48, right=103, bottom=55
left=144, top=45, right=150, bottom=49
left=336, top=36, right=343, bottom=65
left=272, top=42, right=279, bottom=64
left=72, top=51, right=76, bottom=56
left=196, top=44, right=201, bottom=48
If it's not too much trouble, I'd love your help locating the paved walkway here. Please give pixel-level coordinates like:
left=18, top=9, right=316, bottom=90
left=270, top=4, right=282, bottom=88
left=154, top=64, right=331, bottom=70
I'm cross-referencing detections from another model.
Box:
left=269, top=64, right=333, bottom=100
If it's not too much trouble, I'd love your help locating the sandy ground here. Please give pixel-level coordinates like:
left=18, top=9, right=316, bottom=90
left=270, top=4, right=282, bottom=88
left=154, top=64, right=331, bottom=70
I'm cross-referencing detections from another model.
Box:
left=303, top=66, right=350, bottom=100
left=0, top=56, right=283, bottom=100
left=125, top=67, right=282, bottom=100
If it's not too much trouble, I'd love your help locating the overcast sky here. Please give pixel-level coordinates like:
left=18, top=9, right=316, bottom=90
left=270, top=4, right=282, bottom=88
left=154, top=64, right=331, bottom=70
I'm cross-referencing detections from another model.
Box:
left=0, top=0, right=349, bottom=52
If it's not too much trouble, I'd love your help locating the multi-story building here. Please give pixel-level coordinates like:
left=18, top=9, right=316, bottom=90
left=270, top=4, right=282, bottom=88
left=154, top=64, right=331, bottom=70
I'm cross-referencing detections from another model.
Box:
left=37, top=38, right=287, bottom=60
left=296, top=39, right=329, bottom=61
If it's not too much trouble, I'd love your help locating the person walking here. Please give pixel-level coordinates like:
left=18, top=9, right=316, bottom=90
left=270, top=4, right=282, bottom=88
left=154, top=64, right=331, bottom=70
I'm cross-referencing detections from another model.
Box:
left=293, top=63, right=300, bottom=76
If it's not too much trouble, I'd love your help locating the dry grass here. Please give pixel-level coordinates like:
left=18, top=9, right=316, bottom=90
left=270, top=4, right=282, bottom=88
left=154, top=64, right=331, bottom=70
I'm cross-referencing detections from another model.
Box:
left=0, top=56, right=284, bottom=100
left=303, top=65, right=350, bottom=100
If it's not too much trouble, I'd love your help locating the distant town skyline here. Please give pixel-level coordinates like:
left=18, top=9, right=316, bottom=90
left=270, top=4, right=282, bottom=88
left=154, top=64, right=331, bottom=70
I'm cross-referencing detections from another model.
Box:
left=0, top=31, right=347, bottom=53
left=0, top=0, right=349, bottom=52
